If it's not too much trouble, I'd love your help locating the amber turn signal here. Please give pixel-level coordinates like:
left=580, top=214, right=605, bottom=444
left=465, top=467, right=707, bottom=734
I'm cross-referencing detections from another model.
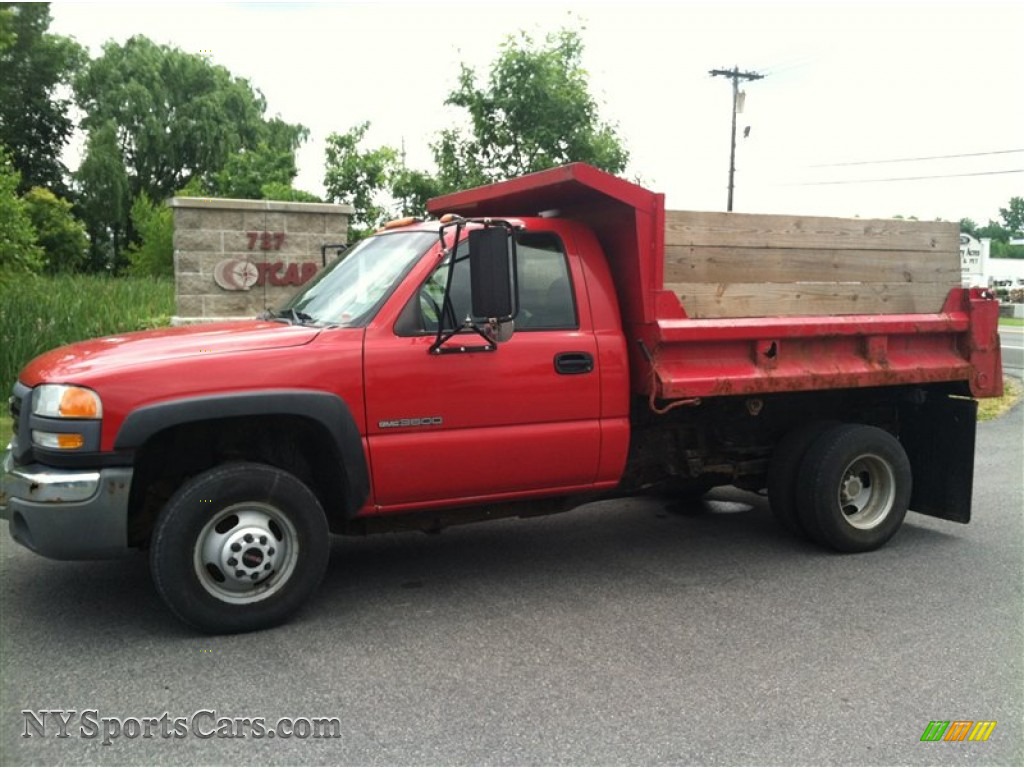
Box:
left=31, top=430, right=86, bottom=450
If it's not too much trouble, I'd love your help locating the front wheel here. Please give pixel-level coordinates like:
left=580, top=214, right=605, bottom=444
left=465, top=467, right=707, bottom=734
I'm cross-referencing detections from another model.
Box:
left=150, top=462, right=330, bottom=633
left=796, top=424, right=912, bottom=552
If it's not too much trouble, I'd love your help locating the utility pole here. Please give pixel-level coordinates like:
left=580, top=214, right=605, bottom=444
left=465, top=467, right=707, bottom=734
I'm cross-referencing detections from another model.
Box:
left=399, top=137, right=408, bottom=214
left=709, top=67, right=765, bottom=211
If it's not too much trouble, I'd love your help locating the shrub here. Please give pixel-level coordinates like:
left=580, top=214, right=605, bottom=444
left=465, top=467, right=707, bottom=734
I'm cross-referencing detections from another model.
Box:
left=126, top=192, right=173, bottom=277
left=0, top=151, right=43, bottom=273
left=21, top=187, right=89, bottom=273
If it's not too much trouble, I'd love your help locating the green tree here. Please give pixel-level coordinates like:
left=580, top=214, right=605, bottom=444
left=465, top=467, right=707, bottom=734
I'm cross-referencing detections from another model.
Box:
left=323, top=123, right=443, bottom=234
left=958, top=198, right=1024, bottom=258
left=322, top=28, right=628, bottom=234
left=21, top=186, right=88, bottom=273
left=324, top=122, right=400, bottom=236
left=259, top=182, right=322, bottom=203
left=0, top=3, right=85, bottom=196
left=976, top=220, right=1010, bottom=243
left=212, top=118, right=309, bottom=199
left=126, top=192, right=173, bottom=277
left=999, top=196, right=1023, bottom=238
left=74, top=120, right=130, bottom=270
left=212, top=144, right=295, bottom=200
left=434, top=28, right=628, bottom=188
left=0, top=149, right=43, bottom=272
left=74, top=35, right=307, bottom=262
left=390, top=167, right=443, bottom=220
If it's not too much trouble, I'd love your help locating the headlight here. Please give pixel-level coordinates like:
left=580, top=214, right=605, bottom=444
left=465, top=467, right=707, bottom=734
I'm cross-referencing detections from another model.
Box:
left=32, top=385, right=103, bottom=419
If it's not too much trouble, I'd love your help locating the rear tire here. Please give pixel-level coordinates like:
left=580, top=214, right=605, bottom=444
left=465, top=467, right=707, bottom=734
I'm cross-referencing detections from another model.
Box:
left=767, top=420, right=839, bottom=537
left=150, top=462, right=330, bottom=634
left=796, top=424, right=911, bottom=552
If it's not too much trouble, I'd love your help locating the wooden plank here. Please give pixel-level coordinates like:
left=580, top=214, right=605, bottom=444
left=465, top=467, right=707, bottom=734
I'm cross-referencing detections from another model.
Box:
left=666, top=282, right=954, bottom=318
left=664, top=245, right=961, bottom=285
left=664, top=210, right=959, bottom=253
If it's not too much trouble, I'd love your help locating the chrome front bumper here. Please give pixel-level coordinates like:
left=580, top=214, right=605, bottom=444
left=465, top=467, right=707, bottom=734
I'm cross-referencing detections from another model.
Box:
left=1, top=448, right=133, bottom=560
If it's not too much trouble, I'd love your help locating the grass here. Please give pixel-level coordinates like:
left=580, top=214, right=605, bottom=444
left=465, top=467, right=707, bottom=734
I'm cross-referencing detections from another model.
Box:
left=999, top=317, right=1024, bottom=327
left=0, top=272, right=174, bottom=397
left=977, top=376, right=1023, bottom=421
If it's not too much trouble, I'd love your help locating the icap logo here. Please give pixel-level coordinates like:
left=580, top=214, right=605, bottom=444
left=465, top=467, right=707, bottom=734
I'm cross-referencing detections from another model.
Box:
left=214, top=259, right=260, bottom=291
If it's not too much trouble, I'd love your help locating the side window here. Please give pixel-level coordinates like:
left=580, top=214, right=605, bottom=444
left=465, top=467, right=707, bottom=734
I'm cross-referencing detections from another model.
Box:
left=396, top=231, right=576, bottom=335
left=516, top=233, right=577, bottom=330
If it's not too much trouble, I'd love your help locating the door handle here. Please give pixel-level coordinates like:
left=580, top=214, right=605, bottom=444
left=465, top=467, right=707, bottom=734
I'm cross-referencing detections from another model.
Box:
left=554, top=352, right=594, bottom=375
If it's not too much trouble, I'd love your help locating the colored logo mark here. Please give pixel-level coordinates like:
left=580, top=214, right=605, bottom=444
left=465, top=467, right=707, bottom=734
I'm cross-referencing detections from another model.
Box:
left=920, top=720, right=997, bottom=742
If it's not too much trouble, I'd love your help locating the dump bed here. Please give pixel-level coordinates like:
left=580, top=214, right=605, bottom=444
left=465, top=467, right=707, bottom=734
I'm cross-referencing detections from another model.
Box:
left=428, top=163, right=1002, bottom=401
left=663, top=210, right=960, bottom=318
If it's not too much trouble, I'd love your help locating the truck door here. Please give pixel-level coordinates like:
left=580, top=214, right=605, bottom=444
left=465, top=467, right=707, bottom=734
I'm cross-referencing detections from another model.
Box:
left=363, top=231, right=602, bottom=510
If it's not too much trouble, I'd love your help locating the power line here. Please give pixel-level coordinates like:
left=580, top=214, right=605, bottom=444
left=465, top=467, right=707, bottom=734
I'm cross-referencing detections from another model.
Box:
left=786, top=169, right=1024, bottom=186
left=709, top=67, right=766, bottom=212
left=756, top=57, right=811, bottom=78
left=810, top=149, right=1024, bottom=168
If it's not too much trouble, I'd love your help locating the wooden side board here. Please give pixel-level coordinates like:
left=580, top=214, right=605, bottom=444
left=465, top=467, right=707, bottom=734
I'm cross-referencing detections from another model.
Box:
left=664, top=211, right=959, bottom=252
left=664, top=245, right=962, bottom=285
left=663, top=210, right=960, bottom=318
left=667, top=282, right=955, bottom=318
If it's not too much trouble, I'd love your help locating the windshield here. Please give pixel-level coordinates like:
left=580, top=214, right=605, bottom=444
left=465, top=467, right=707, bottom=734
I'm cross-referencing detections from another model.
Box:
left=280, top=231, right=438, bottom=326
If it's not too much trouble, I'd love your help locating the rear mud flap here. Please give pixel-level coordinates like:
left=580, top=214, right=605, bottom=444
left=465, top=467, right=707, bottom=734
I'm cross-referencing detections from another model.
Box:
left=900, top=395, right=977, bottom=523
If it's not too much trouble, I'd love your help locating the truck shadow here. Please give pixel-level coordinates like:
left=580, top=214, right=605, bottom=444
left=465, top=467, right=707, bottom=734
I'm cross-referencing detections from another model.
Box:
left=0, top=488, right=963, bottom=638
left=314, top=488, right=964, bottom=620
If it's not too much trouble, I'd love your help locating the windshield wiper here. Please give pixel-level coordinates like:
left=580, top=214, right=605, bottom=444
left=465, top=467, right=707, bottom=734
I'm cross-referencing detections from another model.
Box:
left=267, top=308, right=314, bottom=325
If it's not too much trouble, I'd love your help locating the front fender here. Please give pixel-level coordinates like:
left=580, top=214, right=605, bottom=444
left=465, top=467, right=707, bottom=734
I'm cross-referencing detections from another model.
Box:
left=115, top=390, right=368, bottom=516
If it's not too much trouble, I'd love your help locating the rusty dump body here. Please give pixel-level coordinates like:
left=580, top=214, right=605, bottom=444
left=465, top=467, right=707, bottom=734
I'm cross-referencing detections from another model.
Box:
left=429, top=163, right=1003, bottom=404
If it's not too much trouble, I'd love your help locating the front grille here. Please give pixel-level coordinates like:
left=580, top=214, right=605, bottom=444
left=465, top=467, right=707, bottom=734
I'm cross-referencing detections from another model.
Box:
left=7, top=394, right=20, bottom=444
left=9, top=382, right=31, bottom=461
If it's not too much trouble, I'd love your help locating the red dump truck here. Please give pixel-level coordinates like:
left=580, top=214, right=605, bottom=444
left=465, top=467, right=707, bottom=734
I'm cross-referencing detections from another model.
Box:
left=1, top=163, right=1003, bottom=632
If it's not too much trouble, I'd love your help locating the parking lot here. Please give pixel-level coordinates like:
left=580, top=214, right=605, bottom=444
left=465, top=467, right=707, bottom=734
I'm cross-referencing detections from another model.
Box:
left=1, top=401, right=1020, bottom=766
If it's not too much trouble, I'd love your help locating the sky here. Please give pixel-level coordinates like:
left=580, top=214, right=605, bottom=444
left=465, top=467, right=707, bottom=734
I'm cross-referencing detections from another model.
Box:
left=49, top=0, right=1024, bottom=225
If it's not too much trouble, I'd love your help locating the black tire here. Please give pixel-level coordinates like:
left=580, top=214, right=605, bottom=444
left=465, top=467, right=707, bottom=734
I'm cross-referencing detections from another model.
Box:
left=796, top=424, right=911, bottom=552
left=767, top=420, right=840, bottom=537
left=150, top=462, right=330, bottom=634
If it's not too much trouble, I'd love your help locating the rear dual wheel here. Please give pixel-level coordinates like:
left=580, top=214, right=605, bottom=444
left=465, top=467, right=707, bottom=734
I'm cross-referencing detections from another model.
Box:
left=767, top=420, right=839, bottom=536
left=770, top=423, right=912, bottom=552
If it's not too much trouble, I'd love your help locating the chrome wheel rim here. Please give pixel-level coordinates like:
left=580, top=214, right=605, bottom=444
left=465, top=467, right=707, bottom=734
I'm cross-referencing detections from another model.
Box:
left=837, top=454, right=896, bottom=530
left=193, top=502, right=299, bottom=604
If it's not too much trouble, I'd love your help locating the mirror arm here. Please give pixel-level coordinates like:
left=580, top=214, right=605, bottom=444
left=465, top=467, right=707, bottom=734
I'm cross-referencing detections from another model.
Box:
left=428, top=218, right=518, bottom=355
left=429, top=322, right=498, bottom=355
left=429, top=221, right=495, bottom=354
left=429, top=221, right=462, bottom=353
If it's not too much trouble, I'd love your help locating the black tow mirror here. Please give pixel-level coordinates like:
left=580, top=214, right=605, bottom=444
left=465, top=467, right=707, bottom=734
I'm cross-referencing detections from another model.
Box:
left=469, top=227, right=516, bottom=322
left=429, top=220, right=518, bottom=355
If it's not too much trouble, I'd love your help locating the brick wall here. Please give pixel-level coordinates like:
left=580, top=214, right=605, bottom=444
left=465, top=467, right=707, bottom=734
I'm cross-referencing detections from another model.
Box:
left=170, top=197, right=353, bottom=323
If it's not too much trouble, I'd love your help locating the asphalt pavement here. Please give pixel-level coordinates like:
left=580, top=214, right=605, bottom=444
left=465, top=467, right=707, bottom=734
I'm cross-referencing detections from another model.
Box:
left=1, top=402, right=1021, bottom=766
left=1000, top=325, right=1023, bottom=376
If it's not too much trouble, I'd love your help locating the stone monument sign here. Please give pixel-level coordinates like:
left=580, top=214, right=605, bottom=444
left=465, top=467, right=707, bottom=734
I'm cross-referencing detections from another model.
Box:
left=170, top=196, right=354, bottom=324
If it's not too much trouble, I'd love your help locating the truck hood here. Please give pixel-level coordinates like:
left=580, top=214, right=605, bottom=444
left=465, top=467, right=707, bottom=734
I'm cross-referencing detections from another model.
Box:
left=20, top=320, right=321, bottom=385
